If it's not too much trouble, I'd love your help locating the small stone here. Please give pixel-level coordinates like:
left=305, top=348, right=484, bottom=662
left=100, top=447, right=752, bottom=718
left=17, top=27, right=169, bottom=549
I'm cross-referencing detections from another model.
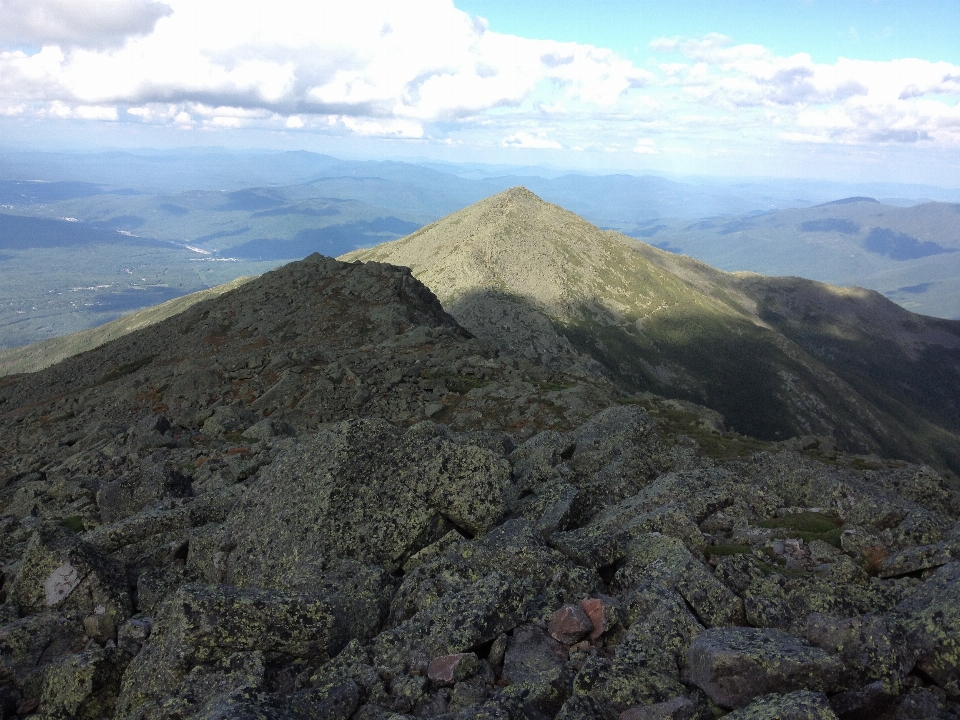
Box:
left=117, top=617, right=153, bottom=656
left=427, top=652, right=479, bottom=686
left=82, top=613, right=116, bottom=644
left=488, top=634, right=509, bottom=667
left=18, top=698, right=39, bottom=716
left=549, top=604, right=594, bottom=644
left=579, top=595, right=620, bottom=639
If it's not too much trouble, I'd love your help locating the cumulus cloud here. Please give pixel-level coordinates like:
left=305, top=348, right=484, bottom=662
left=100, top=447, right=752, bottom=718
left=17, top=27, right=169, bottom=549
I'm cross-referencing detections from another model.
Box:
left=2, top=3, right=959, bottom=155
left=633, top=138, right=658, bottom=154
left=649, top=34, right=960, bottom=146
left=0, top=0, right=171, bottom=50
left=502, top=130, right=562, bottom=149
left=0, top=0, right=648, bottom=136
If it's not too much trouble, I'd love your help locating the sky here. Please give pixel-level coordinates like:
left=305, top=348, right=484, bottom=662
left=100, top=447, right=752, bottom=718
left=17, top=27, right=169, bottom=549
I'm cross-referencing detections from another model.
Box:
left=2, top=0, right=960, bottom=184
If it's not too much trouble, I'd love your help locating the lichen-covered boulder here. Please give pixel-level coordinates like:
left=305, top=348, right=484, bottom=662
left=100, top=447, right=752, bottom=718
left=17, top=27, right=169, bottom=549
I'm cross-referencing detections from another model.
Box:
left=724, top=690, right=837, bottom=720
left=877, top=542, right=955, bottom=579
left=613, top=533, right=745, bottom=628
left=827, top=680, right=895, bottom=720
left=501, top=624, right=572, bottom=713
left=555, top=694, right=616, bottom=720
left=894, top=561, right=960, bottom=695
left=9, top=526, right=131, bottom=632
left=513, top=480, right=584, bottom=537
left=549, top=524, right=626, bottom=570
left=284, top=680, right=360, bottom=720
left=96, top=464, right=192, bottom=523
left=371, top=572, right=530, bottom=675
left=619, top=695, right=704, bottom=720
left=713, top=552, right=902, bottom=637
left=805, top=612, right=908, bottom=693
left=37, top=646, right=124, bottom=720
left=221, top=419, right=511, bottom=589
left=116, top=573, right=390, bottom=717
left=686, top=627, right=844, bottom=709
left=618, top=582, right=705, bottom=679
left=0, top=612, right=87, bottom=690
left=571, top=655, right=687, bottom=713
left=118, top=651, right=268, bottom=720
left=388, top=519, right=599, bottom=627
left=573, top=583, right=702, bottom=712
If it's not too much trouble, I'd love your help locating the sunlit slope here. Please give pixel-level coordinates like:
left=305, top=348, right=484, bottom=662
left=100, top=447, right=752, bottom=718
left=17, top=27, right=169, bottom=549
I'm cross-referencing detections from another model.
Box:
left=344, top=187, right=960, bottom=472
left=0, top=276, right=254, bottom=377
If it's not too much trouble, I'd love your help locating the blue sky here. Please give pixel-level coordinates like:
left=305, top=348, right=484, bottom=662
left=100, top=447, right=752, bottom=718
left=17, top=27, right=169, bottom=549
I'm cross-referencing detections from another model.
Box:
left=1, top=0, right=959, bottom=185
left=456, top=1, right=960, bottom=66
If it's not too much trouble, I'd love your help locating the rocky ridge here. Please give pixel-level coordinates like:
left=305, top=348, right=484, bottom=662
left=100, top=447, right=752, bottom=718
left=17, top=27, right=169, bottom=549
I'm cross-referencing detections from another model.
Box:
left=0, top=222, right=958, bottom=719
left=0, top=278, right=254, bottom=378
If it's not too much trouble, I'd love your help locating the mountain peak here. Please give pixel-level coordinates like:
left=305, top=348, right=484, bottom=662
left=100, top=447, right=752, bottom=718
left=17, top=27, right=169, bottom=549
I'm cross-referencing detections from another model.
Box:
left=492, top=185, right=543, bottom=203
left=344, top=190, right=960, bottom=471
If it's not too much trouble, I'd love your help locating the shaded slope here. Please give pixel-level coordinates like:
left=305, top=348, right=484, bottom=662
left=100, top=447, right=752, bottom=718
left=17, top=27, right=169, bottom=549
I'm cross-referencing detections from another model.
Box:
left=344, top=188, right=960, bottom=473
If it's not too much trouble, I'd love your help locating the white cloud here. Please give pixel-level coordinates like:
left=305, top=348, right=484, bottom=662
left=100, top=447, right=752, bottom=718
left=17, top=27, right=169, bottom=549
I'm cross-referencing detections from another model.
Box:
left=340, top=116, right=423, bottom=138
left=0, top=0, right=648, bottom=136
left=1, top=3, right=959, bottom=159
left=647, top=34, right=960, bottom=146
left=633, top=138, right=658, bottom=154
left=75, top=104, right=118, bottom=120
left=502, top=130, right=562, bottom=149
left=0, top=0, right=171, bottom=50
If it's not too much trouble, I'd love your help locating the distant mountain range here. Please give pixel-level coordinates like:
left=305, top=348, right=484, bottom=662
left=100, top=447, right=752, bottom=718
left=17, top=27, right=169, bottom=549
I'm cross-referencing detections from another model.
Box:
left=638, top=198, right=960, bottom=319
left=1, top=150, right=959, bottom=350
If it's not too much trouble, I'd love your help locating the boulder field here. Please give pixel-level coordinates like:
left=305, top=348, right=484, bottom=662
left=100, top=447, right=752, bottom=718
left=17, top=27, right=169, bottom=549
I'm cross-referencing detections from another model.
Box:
left=0, top=255, right=957, bottom=720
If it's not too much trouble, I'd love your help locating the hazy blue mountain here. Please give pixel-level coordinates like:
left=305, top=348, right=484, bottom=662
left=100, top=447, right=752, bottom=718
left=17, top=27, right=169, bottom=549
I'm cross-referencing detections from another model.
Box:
left=644, top=199, right=960, bottom=318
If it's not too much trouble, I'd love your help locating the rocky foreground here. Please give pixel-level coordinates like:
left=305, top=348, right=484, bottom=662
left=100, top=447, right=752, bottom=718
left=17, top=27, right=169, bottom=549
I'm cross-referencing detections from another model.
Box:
left=0, top=255, right=958, bottom=720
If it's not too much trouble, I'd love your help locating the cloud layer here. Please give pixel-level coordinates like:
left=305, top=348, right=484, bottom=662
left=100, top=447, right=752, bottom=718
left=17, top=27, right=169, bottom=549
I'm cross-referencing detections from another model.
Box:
left=1, top=0, right=959, bottom=160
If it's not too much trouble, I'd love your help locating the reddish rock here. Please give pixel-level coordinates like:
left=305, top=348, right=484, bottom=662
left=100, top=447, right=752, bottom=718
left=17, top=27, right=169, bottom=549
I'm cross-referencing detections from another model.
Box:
left=427, top=652, right=479, bottom=686
left=579, top=594, right=621, bottom=639
left=548, top=604, right=593, bottom=644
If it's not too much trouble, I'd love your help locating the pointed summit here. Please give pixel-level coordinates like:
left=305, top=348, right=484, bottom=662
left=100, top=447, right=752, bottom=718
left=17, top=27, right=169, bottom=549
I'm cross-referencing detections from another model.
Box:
left=342, top=186, right=706, bottom=370
left=344, top=185, right=621, bottom=320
